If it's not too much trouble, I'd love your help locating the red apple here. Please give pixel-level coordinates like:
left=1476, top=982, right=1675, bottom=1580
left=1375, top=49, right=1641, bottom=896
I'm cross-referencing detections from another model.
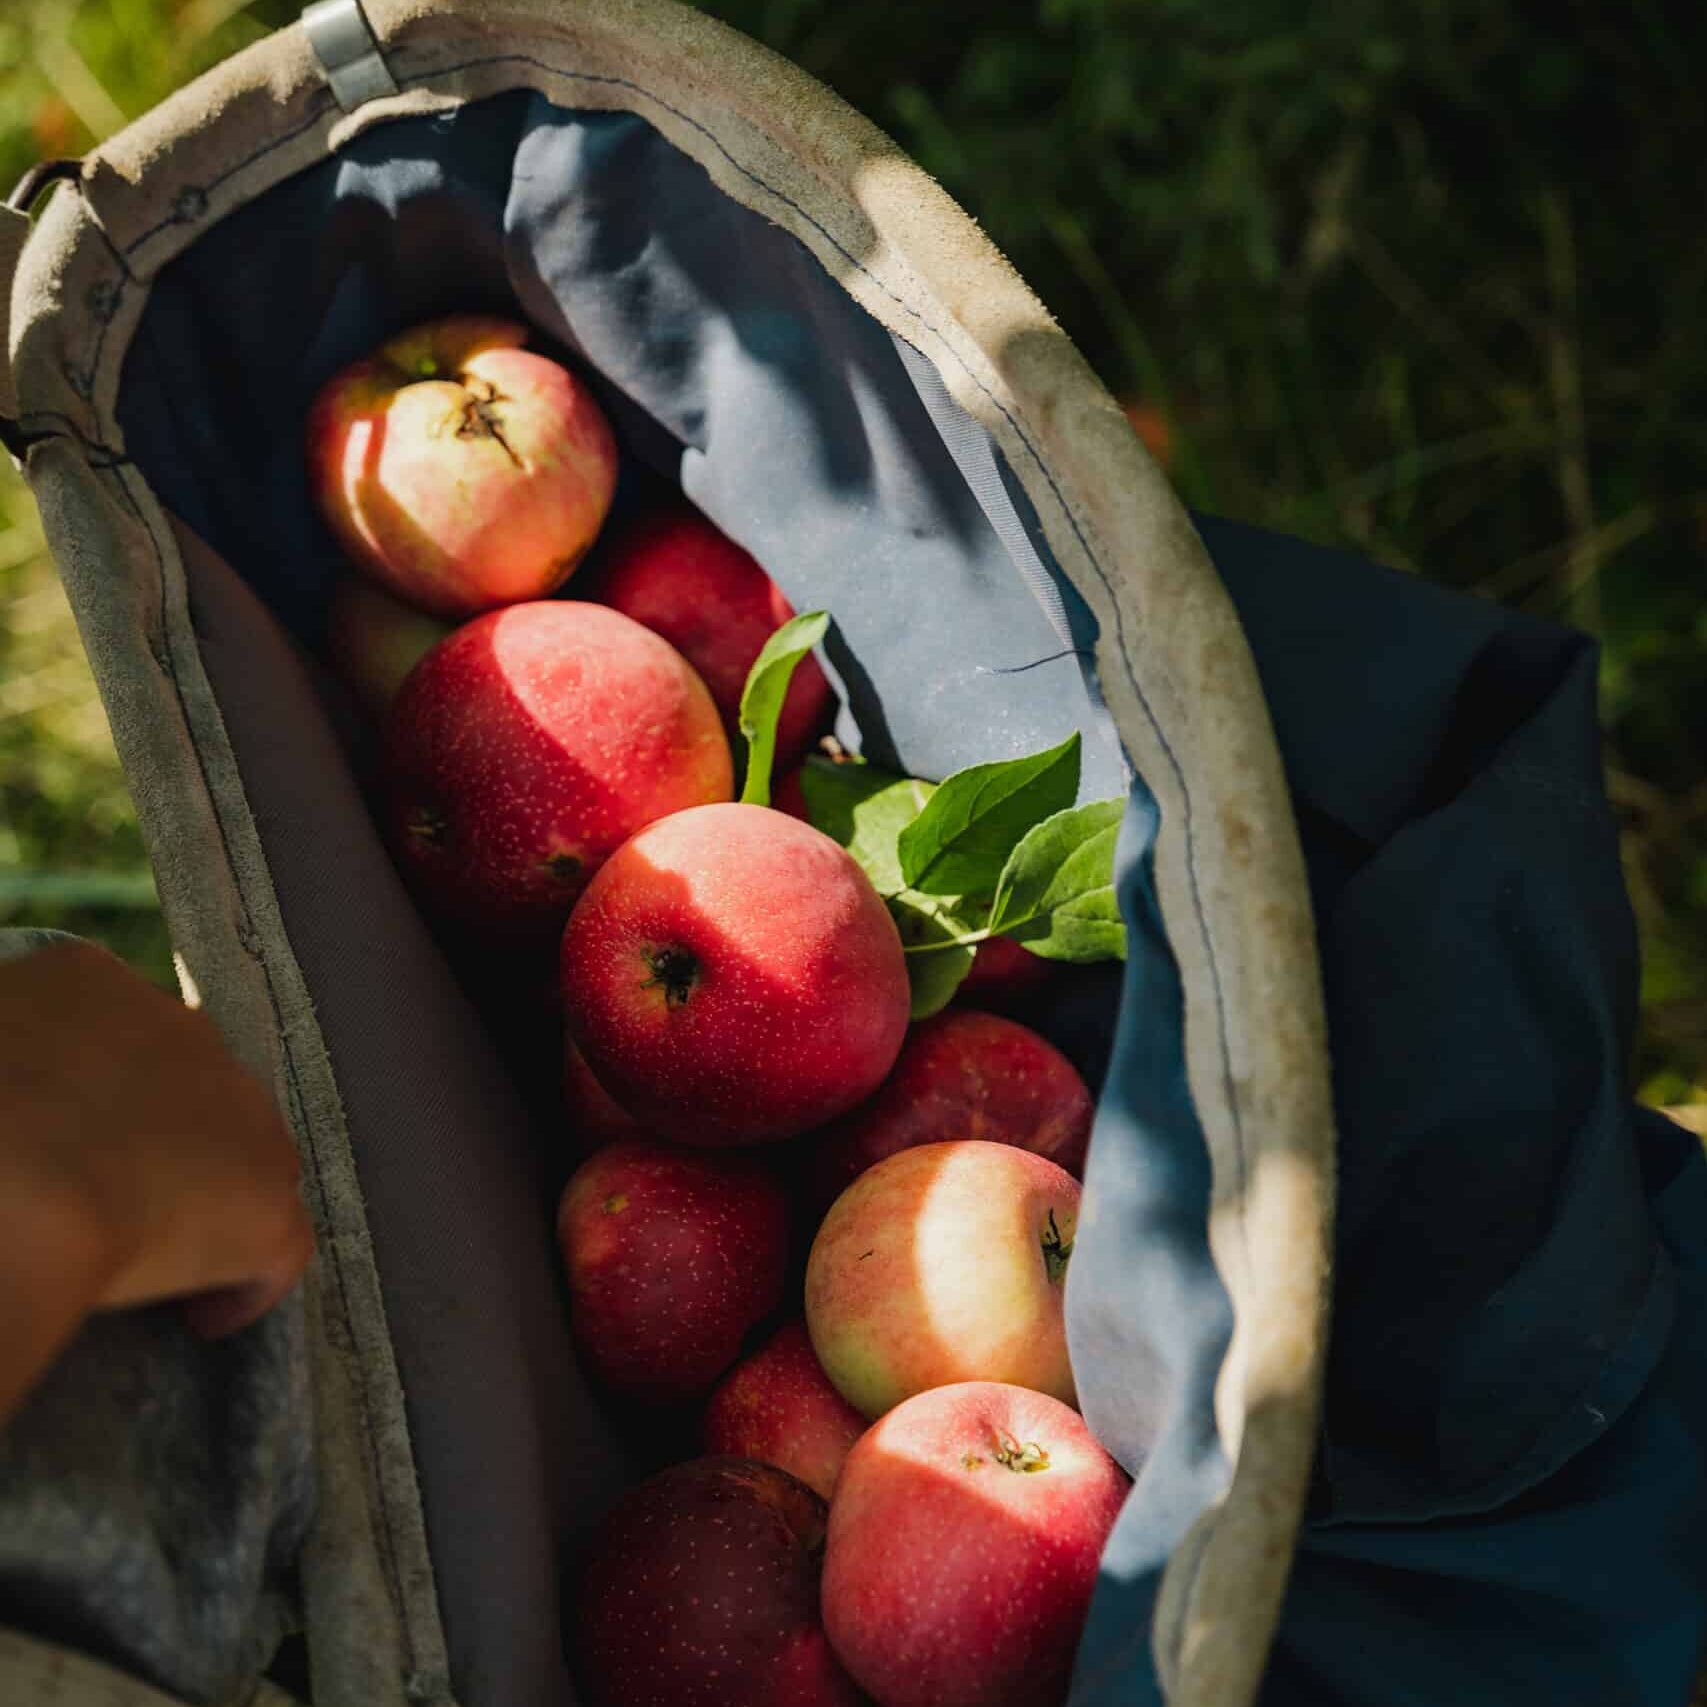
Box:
left=573, top=1456, right=865, bottom=1707
left=560, top=803, right=909, bottom=1145
left=805, top=1010, right=1093, bottom=1213
left=958, top=933, right=1056, bottom=1010
left=562, top=1036, right=644, bottom=1157
left=324, top=574, right=453, bottom=721
left=594, top=506, right=834, bottom=766
left=805, top=1140, right=1079, bottom=1418
left=306, top=314, right=617, bottom=617
left=556, top=1139, right=789, bottom=1403
left=703, top=1321, right=869, bottom=1501
left=384, top=601, right=732, bottom=944
left=822, top=1383, right=1129, bottom=1707
left=773, top=763, right=811, bottom=822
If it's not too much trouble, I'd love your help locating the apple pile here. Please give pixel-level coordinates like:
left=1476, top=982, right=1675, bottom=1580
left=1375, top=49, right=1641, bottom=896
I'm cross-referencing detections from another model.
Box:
left=308, top=316, right=1138, bottom=1707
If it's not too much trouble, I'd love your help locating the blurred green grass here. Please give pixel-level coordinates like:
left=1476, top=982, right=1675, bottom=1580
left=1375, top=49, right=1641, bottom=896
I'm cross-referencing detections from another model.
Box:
left=1, top=0, right=1703, bottom=1104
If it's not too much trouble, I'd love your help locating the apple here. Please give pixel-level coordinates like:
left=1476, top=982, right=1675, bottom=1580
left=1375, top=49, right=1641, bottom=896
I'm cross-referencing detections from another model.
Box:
left=957, top=933, right=1056, bottom=1011
left=556, top=1139, right=789, bottom=1403
left=560, top=803, right=909, bottom=1145
left=562, top=1036, right=644, bottom=1157
left=773, top=763, right=811, bottom=823
left=805, top=1140, right=1079, bottom=1418
left=384, top=601, right=732, bottom=944
left=703, top=1320, right=869, bottom=1501
left=323, top=574, right=453, bottom=721
left=572, top=1456, right=865, bottom=1707
left=593, top=506, right=834, bottom=766
left=306, top=314, right=617, bottom=617
left=822, top=1382, right=1129, bottom=1707
left=805, top=1010, right=1093, bottom=1214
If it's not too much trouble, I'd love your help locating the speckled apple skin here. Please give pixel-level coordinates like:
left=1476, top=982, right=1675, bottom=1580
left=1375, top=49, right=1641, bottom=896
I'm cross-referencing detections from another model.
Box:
left=573, top=1457, right=866, bottom=1707
left=306, top=315, right=618, bottom=617
left=703, top=1321, right=869, bottom=1501
left=805, top=1141, right=1080, bottom=1418
left=594, top=507, right=835, bottom=768
left=557, top=1140, right=789, bottom=1403
left=560, top=804, right=910, bottom=1145
left=822, top=1383, right=1129, bottom=1707
left=805, top=1010, right=1093, bottom=1214
left=383, top=601, right=732, bottom=945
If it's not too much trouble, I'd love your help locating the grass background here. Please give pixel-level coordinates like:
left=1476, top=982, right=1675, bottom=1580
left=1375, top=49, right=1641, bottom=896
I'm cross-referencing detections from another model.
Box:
left=1, top=0, right=1703, bottom=1109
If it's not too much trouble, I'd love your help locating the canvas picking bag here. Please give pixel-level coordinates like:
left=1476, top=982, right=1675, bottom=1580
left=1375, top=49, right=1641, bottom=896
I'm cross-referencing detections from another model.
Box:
left=0, top=2, right=1338, bottom=1702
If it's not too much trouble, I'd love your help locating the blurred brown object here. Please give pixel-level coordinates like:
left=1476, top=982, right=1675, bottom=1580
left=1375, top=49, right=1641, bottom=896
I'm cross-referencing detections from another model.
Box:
left=1120, top=400, right=1173, bottom=470
left=30, top=97, right=79, bottom=158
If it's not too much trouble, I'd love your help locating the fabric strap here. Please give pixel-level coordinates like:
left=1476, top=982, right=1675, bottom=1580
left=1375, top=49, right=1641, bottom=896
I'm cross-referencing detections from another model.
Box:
left=1, top=203, right=30, bottom=442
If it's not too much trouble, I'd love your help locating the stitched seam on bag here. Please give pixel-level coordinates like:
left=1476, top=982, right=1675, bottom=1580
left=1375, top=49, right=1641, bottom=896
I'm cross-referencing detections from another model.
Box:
left=105, top=460, right=420, bottom=1685
left=122, top=95, right=339, bottom=257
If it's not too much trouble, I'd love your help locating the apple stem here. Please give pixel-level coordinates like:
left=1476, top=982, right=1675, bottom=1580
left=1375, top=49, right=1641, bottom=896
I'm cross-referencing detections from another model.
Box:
left=1041, top=1208, right=1074, bottom=1285
left=992, top=1429, right=1051, bottom=1473
left=902, top=928, right=995, bottom=956
left=640, top=945, right=700, bottom=1009
left=455, top=380, right=522, bottom=468
left=406, top=806, right=449, bottom=847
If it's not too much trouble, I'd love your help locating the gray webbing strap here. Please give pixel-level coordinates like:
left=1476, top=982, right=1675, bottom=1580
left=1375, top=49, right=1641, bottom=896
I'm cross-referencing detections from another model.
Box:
left=301, top=0, right=399, bottom=112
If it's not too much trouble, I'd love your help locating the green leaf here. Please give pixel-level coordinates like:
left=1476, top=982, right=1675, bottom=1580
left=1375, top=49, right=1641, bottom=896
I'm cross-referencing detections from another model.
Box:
left=896, top=733, right=1082, bottom=897
left=800, top=756, right=936, bottom=896
left=737, top=610, right=831, bottom=807
left=987, top=797, right=1126, bottom=963
left=889, top=891, right=980, bottom=1018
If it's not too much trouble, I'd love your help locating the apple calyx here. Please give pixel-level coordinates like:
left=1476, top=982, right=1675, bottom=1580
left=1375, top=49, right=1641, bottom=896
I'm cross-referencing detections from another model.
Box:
left=540, top=851, right=583, bottom=885
left=406, top=805, right=449, bottom=847
left=640, top=944, right=701, bottom=1010
left=992, top=1429, right=1051, bottom=1474
left=1040, top=1207, right=1074, bottom=1286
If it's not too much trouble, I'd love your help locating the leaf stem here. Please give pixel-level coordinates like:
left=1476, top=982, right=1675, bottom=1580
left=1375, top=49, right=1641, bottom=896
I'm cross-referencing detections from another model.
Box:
left=902, top=928, right=998, bottom=955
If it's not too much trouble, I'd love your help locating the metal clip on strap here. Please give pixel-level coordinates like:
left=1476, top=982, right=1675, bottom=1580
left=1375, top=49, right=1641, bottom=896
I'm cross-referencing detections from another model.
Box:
left=302, top=0, right=399, bottom=113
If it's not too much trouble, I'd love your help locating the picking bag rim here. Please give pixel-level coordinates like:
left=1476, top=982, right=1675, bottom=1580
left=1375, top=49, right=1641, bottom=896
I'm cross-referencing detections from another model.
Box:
left=1, top=3, right=1337, bottom=1702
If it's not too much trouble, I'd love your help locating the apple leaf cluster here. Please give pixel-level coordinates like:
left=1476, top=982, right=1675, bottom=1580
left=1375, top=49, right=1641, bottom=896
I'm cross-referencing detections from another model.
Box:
left=734, top=621, right=1126, bottom=1019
